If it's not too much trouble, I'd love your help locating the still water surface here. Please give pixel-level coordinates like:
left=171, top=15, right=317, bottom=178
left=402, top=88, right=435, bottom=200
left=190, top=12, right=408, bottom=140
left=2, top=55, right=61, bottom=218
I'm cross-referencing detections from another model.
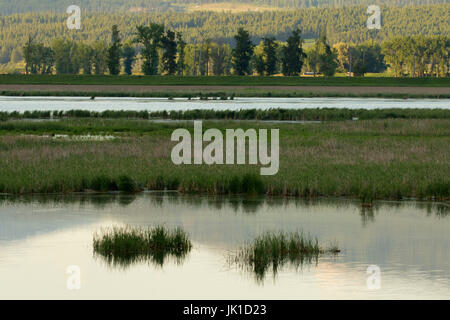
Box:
left=0, top=193, right=449, bottom=299
left=0, top=96, right=449, bottom=112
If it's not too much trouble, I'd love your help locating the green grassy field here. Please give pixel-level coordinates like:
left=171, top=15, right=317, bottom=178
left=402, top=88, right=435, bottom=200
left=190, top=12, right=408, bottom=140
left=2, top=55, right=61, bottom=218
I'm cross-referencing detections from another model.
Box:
left=1, top=75, right=449, bottom=87
left=0, top=117, right=448, bottom=201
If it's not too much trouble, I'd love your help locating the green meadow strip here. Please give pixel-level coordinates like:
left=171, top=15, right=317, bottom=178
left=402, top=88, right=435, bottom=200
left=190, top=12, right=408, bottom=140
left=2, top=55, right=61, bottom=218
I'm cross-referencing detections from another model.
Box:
left=1, top=75, right=449, bottom=87
left=0, top=90, right=448, bottom=99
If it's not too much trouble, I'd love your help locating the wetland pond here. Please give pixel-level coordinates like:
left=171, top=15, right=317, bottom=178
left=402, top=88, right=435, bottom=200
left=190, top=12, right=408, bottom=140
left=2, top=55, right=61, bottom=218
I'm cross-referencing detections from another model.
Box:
left=0, top=96, right=449, bottom=112
left=0, top=193, right=449, bottom=299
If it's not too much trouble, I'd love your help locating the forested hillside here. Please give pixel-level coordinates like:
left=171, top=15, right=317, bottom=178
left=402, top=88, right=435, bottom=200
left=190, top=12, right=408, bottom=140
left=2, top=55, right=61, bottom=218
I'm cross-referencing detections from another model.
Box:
left=1, top=4, right=448, bottom=65
left=0, top=0, right=447, bottom=14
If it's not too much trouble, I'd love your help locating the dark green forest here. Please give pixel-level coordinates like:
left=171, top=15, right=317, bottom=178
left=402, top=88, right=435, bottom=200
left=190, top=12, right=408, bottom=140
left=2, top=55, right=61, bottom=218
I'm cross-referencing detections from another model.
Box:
left=1, top=3, right=448, bottom=66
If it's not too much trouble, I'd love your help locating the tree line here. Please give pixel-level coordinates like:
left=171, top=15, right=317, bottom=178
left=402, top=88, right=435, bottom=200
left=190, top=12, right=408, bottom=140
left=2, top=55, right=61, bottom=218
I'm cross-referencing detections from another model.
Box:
left=1, top=4, right=448, bottom=65
left=21, top=24, right=449, bottom=77
left=21, top=26, right=341, bottom=76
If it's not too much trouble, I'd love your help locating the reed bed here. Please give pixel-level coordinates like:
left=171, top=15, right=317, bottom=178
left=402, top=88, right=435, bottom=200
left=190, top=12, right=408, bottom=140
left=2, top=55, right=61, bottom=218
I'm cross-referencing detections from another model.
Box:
left=229, top=231, right=339, bottom=282
left=2, top=108, right=450, bottom=122
left=93, top=225, right=192, bottom=268
left=0, top=118, right=448, bottom=202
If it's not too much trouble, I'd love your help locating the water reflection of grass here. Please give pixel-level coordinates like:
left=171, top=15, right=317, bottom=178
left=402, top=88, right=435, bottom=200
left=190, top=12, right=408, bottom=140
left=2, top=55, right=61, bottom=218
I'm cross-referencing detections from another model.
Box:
left=229, top=231, right=339, bottom=283
left=1, top=193, right=448, bottom=219
left=93, top=225, right=192, bottom=269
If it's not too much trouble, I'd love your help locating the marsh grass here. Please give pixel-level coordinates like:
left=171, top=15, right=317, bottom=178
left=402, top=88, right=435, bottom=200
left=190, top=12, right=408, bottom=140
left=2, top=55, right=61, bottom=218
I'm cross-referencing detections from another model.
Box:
left=229, top=231, right=339, bottom=282
left=87, top=174, right=138, bottom=192
left=2, top=108, right=450, bottom=123
left=93, top=225, right=192, bottom=269
left=0, top=119, right=448, bottom=201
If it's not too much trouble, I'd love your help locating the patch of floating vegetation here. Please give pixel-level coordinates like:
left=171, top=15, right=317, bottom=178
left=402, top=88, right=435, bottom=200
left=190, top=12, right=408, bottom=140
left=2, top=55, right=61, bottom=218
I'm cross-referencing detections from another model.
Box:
left=93, top=225, right=192, bottom=269
left=229, top=231, right=340, bottom=282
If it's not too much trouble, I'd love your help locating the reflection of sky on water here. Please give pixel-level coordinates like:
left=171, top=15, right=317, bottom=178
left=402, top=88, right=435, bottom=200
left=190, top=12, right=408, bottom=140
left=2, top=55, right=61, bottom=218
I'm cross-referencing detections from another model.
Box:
left=0, top=193, right=448, bottom=299
left=0, top=96, right=449, bottom=112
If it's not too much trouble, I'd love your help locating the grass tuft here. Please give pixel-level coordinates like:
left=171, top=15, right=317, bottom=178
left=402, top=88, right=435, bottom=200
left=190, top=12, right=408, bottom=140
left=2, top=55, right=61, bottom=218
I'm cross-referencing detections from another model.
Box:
left=229, top=231, right=339, bottom=282
left=93, top=225, right=192, bottom=268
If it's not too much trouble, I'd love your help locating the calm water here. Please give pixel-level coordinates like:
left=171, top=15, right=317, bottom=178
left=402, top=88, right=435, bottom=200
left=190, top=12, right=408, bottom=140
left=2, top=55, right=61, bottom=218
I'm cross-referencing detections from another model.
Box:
left=0, top=96, right=449, bottom=112
left=0, top=193, right=448, bottom=300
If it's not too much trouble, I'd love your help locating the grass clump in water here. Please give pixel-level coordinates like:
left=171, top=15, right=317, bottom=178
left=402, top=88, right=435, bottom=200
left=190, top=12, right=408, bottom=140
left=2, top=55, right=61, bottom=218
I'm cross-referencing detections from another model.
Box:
left=230, top=231, right=339, bottom=282
left=93, top=225, right=192, bottom=268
